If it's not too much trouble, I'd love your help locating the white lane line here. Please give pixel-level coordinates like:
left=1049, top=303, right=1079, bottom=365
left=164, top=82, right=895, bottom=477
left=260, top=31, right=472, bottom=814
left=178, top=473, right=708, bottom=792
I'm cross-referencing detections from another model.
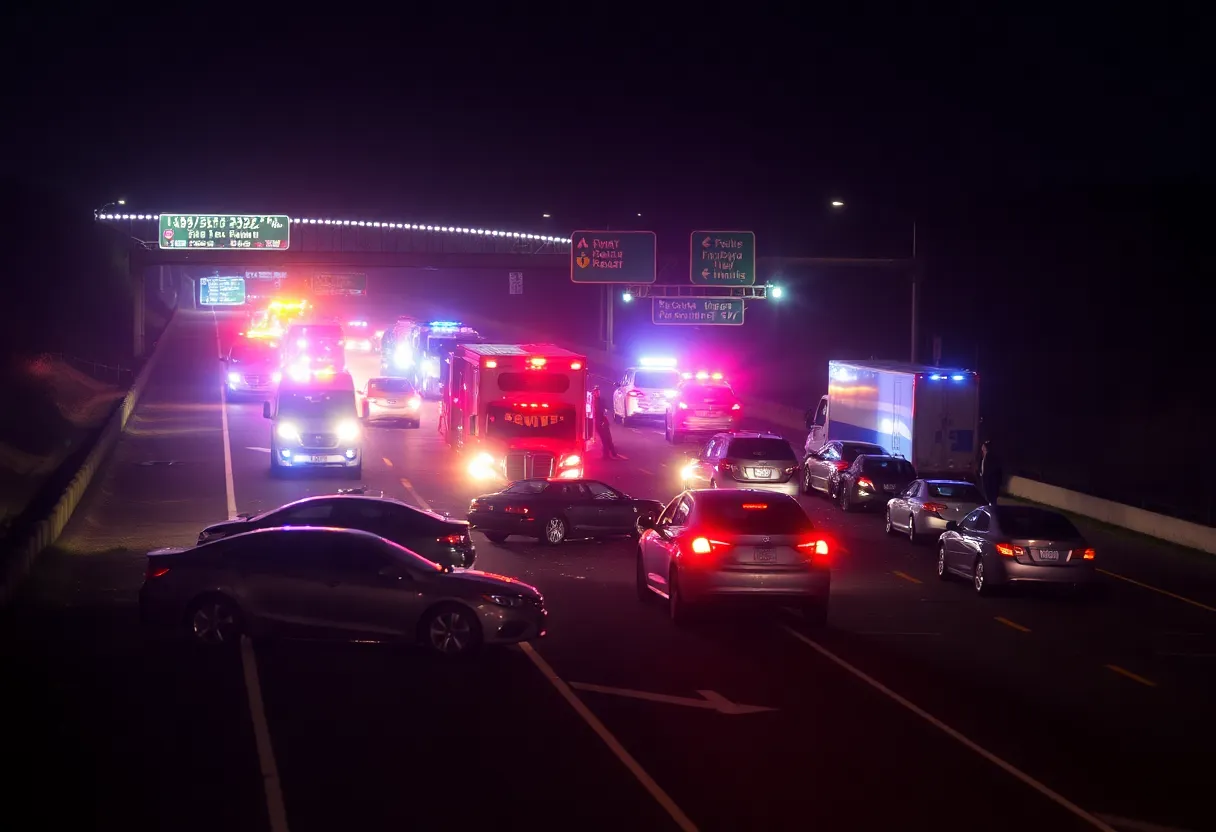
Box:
left=779, top=625, right=1114, bottom=831
left=400, top=477, right=431, bottom=511
left=1095, top=814, right=1200, bottom=832
left=240, top=636, right=290, bottom=832
left=518, top=642, right=697, bottom=832
left=213, top=312, right=238, bottom=520
left=1097, top=568, right=1216, bottom=614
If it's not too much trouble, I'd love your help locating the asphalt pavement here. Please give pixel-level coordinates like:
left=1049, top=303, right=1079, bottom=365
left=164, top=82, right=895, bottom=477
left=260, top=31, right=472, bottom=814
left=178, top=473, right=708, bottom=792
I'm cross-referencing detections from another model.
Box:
left=2, top=309, right=1212, bottom=831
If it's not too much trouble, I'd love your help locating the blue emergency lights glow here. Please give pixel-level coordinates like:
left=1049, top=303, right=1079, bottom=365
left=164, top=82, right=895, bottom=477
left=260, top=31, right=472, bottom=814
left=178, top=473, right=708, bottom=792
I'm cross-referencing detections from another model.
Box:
left=929, top=373, right=970, bottom=381
left=639, top=356, right=677, bottom=368
left=428, top=320, right=462, bottom=328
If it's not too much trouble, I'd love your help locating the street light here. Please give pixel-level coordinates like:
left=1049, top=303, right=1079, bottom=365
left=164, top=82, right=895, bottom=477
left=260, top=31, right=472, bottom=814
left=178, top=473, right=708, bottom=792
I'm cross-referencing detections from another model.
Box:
left=769, top=285, right=784, bottom=299
left=829, top=199, right=920, bottom=361
left=542, top=213, right=551, bottom=218
left=622, top=292, right=633, bottom=303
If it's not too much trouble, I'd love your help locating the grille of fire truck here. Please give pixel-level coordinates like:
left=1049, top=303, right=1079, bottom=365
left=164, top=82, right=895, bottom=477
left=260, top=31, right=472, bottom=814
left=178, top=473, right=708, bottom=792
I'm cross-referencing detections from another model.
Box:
left=505, top=451, right=555, bottom=481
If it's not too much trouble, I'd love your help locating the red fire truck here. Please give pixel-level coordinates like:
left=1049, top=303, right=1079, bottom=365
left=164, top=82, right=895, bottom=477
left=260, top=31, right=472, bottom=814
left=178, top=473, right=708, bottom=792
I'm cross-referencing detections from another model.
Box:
left=441, top=343, right=595, bottom=482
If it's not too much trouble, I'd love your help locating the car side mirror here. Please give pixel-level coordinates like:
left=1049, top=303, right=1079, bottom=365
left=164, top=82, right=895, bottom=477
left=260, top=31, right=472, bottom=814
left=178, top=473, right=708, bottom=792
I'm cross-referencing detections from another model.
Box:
left=262, top=401, right=272, bottom=419
left=945, top=521, right=959, bottom=532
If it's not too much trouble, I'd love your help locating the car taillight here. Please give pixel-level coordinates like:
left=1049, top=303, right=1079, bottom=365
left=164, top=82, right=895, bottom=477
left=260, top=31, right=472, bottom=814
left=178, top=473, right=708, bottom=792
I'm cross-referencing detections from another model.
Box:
left=1078, top=547, right=1096, bottom=560
left=994, top=543, right=1024, bottom=557
left=688, top=537, right=730, bottom=556
left=408, top=396, right=421, bottom=409
left=922, top=502, right=948, bottom=513
left=797, top=539, right=830, bottom=560
left=718, top=461, right=733, bottom=473
left=857, top=477, right=874, bottom=489
left=834, top=461, right=849, bottom=471
left=438, top=533, right=467, bottom=545
left=628, top=390, right=642, bottom=397
left=731, top=403, right=741, bottom=410
left=145, top=564, right=170, bottom=579
left=504, top=505, right=529, bottom=515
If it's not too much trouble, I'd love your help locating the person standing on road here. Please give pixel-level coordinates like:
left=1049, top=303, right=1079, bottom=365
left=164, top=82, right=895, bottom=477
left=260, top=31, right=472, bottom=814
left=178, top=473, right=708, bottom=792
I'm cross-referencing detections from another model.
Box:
left=593, top=386, right=621, bottom=459
left=979, top=440, right=1003, bottom=505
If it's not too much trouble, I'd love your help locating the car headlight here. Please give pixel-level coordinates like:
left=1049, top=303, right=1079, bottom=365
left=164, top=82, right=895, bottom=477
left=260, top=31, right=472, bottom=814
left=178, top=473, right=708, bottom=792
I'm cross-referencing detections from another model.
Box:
left=271, top=371, right=282, bottom=383
left=227, top=371, right=241, bottom=384
left=276, top=422, right=301, bottom=441
left=561, top=454, right=581, bottom=468
left=474, top=452, right=495, bottom=466
left=336, top=419, right=360, bottom=442
left=483, top=594, right=527, bottom=608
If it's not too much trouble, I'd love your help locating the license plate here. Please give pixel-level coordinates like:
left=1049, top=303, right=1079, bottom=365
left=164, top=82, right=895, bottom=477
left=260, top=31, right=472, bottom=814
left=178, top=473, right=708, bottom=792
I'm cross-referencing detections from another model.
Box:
left=883, top=484, right=898, bottom=492
left=308, top=455, right=330, bottom=463
left=754, top=468, right=772, bottom=478
left=384, top=400, right=397, bottom=405
left=753, top=548, right=775, bottom=562
left=1038, top=550, right=1060, bottom=561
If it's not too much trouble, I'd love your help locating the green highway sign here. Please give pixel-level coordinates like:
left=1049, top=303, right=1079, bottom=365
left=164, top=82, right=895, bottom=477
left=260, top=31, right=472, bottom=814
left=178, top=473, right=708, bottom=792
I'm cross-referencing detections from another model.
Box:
left=652, top=298, right=745, bottom=326
left=690, top=230, right=756, bottom=286
left=199, top=276, right=247, bottom=306
left=571, top=230, right=657, bottom=283
left=159, top=214, right=290, bottom=250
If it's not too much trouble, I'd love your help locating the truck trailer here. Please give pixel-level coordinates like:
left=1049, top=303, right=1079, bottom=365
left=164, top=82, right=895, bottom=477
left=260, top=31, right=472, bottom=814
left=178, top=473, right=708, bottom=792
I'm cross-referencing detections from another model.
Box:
left=804, top=360, right=980, bottom=479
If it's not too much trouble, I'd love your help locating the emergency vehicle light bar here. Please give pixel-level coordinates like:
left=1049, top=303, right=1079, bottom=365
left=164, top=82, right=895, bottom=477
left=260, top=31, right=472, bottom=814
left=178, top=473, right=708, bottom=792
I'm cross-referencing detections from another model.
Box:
left=683, top=371, right=725, bottom=381
left=639, top=356, right=677, bottom=367
left=429, top=321, right=462, bottom=328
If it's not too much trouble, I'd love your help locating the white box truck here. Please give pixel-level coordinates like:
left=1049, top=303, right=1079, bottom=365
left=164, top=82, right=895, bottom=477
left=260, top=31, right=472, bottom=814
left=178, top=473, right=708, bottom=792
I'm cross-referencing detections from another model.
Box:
left=804, top=360, right=980, bottom=478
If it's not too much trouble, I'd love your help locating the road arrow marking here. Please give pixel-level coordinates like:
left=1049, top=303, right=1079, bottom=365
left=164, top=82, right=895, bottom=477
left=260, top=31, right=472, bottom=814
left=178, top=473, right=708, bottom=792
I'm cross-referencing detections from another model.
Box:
left=568, top=682, right=775, bottom=715
left=246, top=446, right=272, bottom=453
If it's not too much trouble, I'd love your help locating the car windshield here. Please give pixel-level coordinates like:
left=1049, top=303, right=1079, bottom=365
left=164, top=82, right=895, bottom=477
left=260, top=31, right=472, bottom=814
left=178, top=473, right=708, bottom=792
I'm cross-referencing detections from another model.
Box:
left=842, top=444, right=887, bottom=462
left=486, top=404, right=576, bottom=441
left=229, top=342, right=277, bottom=363
left=290, top=325, right=342, bottom=340
left=996, top=507, right=1082, bottom=540
left=635, top=370, right=681, bottom=389
left=503, top=480, right=548, bottom=495
left=698, top=494, right=811, bottom=534
left=369, top=378, right=415, bottom=395
left=727, top=438, right=796, bottom=461
left=862, top=458, right=915, bottom=478
left=278, top=390, right=356, bottom=419
left=927, top=482, right=984, bottom=501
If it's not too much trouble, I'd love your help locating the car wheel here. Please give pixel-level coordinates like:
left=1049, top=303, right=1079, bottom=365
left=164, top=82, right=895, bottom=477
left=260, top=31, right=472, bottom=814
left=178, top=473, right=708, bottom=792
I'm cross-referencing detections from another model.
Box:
left=668, top=569, right=692, bottom=624
left=419, top=603, right=482, bottom=657
left=840, top=488, right=852, bottom=512
left=636, top=551, right=651, bottom=601
left=937, top=546, right=950, bottom=580
left=541, top=515, right=568, bottom=545
left=802, top=596, right=829, bottom=627
left=483, top=532, right=508, bottom=544
left=802, top=466, right=814, bottom=494
left=973, top=556, right=992, bottom=595
left=907, top=515, right=919, bottom=544
left=884, top=509, right=895, bottom=535
left=186, top=594, right=243, bottom=647
left=664, top=420, right=673, bottom=442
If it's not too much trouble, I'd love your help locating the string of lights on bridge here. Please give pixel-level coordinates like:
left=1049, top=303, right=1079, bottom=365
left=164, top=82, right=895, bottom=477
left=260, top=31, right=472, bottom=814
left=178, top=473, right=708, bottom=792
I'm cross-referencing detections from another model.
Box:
left=94, top=214, right=568, bottom=244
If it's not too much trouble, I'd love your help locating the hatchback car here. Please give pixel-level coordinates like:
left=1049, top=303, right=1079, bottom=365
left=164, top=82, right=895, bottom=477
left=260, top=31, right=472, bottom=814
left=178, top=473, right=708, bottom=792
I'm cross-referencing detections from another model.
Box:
left=636, top=489, right=831, bottom=625
left=937, top=505, right=1097, bottom=594
left=681, top=432, right=801, bottom=496
left=885, top=479, right=985, bottom=543
left=197, top=493, right=475, bottom=568
left=140, top=526, right=544, bottom=656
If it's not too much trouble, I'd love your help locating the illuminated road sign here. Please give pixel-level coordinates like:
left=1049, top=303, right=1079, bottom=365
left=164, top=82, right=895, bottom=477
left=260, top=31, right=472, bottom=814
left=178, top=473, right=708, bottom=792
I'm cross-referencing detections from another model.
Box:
left=159, top=214, right=290, bottom=250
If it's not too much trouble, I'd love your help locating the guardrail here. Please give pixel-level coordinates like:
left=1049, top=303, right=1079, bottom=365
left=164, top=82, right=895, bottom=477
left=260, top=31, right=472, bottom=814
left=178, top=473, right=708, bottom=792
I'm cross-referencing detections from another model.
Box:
left=41, top=352, right=134, bottom=386
left=0, top=308, right=180, bottom=607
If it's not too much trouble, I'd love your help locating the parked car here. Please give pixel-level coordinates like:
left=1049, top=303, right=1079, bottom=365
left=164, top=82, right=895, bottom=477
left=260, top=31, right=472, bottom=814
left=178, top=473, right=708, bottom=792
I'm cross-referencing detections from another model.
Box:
left=468, top=478, right=664, bottom=545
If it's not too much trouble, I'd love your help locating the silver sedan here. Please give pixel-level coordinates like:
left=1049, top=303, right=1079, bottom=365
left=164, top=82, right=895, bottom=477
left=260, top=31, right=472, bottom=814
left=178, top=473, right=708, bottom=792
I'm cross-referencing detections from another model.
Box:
left=885, top=479, right=985, bottom=543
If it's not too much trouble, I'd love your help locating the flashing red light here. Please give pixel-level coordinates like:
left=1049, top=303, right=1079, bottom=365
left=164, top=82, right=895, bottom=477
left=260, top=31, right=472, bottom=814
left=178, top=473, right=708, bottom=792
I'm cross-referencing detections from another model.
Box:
left=1079, top=548, right=1096, bottom=560
left=570, top=362, right=582, bottom=370
left=857, top=477, right=874, bottom=489
left=485, top=360, right=498, bottom=368
left=145, top=564, right=170, bottom=579
left=691, top=537, right=712, bottom=554
left=834, top=461, right=850, bottom=471
left=731, top=403, right=741, bottom=411
left=922, top=502, right=948, bottom=514
left=529, top=357, right=547, bottom=367
left=741, top=503, right=768, bottom=510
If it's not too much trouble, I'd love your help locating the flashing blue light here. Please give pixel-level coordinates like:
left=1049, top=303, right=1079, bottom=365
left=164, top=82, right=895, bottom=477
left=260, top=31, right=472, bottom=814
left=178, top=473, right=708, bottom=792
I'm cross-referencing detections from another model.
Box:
left=929, top=374, right=944, bottom=380
left=428, top=320, right=461, bottom=328
left=950, top=374, right=966, bottom=381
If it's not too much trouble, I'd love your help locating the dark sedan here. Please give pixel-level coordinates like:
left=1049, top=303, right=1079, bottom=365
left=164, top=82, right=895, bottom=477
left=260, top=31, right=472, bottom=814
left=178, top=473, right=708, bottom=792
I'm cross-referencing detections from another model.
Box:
left=197, top=492, right=476, bottom=568
left=837, top=454, right=917, bottom=512
left=141, top=527, right=545, bottom=656
left=468, top=478, right=664, bottom=545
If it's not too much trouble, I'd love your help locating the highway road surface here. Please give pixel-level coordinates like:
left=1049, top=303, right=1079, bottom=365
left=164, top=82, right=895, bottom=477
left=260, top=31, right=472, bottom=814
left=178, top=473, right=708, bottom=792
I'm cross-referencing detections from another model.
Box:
left=2, top=309, right=1213, bottom=832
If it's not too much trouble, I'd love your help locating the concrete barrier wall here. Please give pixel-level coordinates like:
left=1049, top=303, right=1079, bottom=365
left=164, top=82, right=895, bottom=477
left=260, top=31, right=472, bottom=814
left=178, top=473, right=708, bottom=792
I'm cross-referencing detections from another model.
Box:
left=1005, top=476, right=1216, bottom=555
left=0, top=307, right=180, bottom=606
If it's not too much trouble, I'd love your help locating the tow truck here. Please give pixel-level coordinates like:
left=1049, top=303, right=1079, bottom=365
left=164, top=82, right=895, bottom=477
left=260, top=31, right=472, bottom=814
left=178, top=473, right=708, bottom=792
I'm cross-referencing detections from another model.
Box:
left=441, top=344, right=593, bottom=483
left=404, top=321, right=483, bottom=398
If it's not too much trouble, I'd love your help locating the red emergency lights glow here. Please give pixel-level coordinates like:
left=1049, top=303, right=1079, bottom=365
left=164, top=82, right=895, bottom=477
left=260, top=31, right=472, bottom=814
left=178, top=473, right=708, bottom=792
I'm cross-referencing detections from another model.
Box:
left=484, top=360, right=498, bottom=368
left=683, top=371, right=725, bottom=381
left=517, top=403, right=551, bottom=408
left=529, top=357, right=547, bottom=367
left=570, top=362, right=582, bottom=370
left=741, top=503, right=768, bottom=510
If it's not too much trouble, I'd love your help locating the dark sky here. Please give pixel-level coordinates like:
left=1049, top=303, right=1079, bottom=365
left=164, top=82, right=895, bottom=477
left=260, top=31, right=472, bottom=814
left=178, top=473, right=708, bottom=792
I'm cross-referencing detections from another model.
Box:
left=4, top=8, right=1210, bottom=243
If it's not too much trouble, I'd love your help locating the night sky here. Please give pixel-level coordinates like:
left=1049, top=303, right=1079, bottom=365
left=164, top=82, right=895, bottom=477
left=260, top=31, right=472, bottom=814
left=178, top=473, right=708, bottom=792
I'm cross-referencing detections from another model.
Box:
left=3, top=9, right=1212, bottom=519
